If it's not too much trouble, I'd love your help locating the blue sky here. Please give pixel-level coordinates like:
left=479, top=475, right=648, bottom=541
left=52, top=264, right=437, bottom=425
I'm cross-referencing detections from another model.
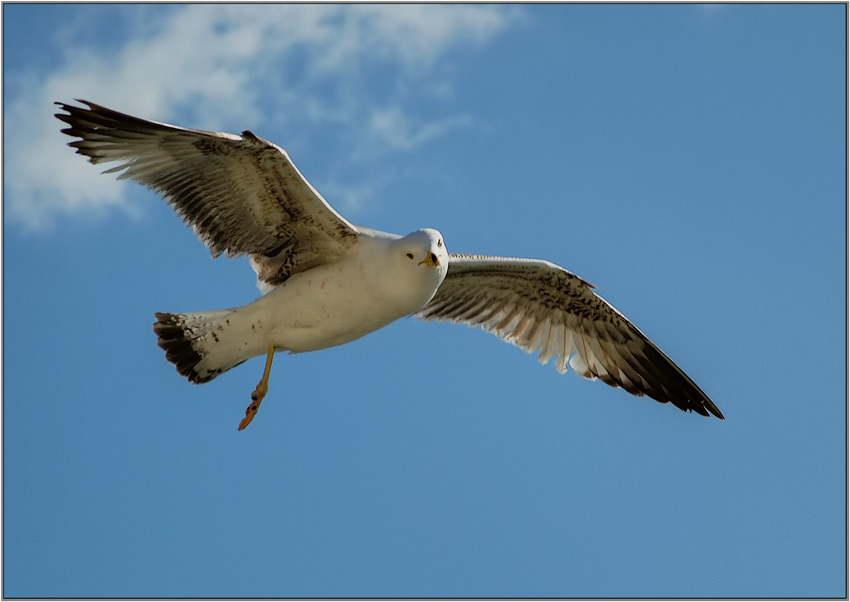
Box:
left=3, top=3, right=845, bottom=598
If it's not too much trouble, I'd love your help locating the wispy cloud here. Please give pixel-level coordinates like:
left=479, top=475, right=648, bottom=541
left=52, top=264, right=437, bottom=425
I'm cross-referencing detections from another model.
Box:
left=369, top=107, right=476, bottom=151
left=5, top=4, right=521, bottom=230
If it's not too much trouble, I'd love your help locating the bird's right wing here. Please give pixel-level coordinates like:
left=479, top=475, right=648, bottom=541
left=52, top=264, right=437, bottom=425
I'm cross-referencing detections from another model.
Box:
left=56, top=100, right=360, bottom=285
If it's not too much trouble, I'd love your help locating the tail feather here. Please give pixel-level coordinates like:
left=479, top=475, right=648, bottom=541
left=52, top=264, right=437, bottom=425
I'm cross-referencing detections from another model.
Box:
left=153, top=310, right=252, bottom=383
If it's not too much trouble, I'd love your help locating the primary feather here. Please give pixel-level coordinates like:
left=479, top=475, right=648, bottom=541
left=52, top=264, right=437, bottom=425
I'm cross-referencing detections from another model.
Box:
left=417, top=255, right=723, bottom=419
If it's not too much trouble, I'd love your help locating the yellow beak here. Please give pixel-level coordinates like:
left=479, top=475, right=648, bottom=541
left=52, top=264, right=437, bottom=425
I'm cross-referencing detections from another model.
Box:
left=419, top=252, right=440, bottom=267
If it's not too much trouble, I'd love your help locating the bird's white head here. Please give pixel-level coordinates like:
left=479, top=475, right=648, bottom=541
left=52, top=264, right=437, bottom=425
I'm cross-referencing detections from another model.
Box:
left=401, top=228, right=448, bottom=273
left=389, top=228, right=448, bottom=310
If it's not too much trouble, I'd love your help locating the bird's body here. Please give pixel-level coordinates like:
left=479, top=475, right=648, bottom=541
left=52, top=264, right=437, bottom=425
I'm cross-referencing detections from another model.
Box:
left=56, top=100, right=724, bottom=427
left=155, top=228, right=447, bottom=383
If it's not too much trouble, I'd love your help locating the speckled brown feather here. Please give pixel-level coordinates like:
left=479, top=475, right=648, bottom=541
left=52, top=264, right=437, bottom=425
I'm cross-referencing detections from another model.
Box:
left=418, top=254, right=723, bottom=419
left=55, top=100, right=359, bottom=287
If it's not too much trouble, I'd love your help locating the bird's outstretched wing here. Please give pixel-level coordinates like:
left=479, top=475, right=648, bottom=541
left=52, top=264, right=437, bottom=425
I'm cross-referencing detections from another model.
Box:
left=416, top=254, right=723, bottom=419
left=56, top=100, right=360, bottom=286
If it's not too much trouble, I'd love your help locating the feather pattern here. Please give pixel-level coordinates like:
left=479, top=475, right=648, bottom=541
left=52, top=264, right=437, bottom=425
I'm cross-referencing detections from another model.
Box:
left=55, top=100, right=360, bottom=286
left=417, top=254, right=723, bottom=419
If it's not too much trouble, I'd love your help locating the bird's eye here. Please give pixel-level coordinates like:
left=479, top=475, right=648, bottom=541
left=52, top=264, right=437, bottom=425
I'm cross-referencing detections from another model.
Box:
left=406, top=253, right=414, bottom=260
left=437, top=239, right=443, bottom=248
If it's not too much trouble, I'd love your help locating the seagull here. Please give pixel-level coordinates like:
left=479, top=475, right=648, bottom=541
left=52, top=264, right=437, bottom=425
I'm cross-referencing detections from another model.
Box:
left=56, top=100, right=724, bottom=429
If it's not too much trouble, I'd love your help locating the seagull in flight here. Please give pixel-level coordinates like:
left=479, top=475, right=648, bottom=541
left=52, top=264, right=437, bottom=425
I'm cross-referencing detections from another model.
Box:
left=56, top=100, right=724, bottom=429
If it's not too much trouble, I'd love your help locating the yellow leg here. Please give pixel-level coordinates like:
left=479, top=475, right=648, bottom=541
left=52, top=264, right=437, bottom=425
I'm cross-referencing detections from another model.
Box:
left=238, top=344, right=275, bottom=431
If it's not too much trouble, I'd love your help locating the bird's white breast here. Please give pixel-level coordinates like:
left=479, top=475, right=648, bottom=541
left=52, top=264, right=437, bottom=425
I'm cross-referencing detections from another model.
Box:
left=241, top=233, right=445, bottom=353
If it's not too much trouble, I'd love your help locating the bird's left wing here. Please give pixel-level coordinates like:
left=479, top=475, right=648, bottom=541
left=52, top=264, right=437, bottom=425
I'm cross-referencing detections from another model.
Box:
left=416, top=254, right=723, bottom=419
left=56, top=100, right=360, bottom=286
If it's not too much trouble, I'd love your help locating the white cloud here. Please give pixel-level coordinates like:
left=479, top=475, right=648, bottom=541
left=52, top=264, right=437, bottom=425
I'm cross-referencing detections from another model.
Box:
left=369, top=106, right=476, bottom=151
left=5, top=4, right=521, bottom=230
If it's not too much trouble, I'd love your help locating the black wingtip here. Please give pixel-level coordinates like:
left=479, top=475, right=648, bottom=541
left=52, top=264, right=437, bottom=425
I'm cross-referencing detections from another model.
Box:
left=681, top=394, right=723, bottom=420
left=705, top=401, right=725, bottom=420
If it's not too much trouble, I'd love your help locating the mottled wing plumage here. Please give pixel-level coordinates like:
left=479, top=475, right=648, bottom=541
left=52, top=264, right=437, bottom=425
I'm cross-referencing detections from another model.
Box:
left=416, top=254, right=723, bottom=419
left=55, top=100, right=359, bottom=286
